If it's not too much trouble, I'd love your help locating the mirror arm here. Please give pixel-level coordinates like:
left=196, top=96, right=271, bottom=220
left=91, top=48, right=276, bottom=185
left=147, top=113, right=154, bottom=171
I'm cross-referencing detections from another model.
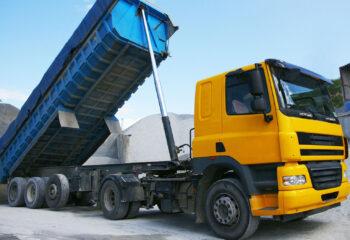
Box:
left=264, top=113, right=273, bottom=123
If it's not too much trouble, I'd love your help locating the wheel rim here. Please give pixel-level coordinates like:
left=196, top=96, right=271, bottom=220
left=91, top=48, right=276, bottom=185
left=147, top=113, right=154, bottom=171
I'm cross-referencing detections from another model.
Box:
left=48, top=184, right=58, bottom=200
left=27, top=183, right=36, bottom=203
left=213, top=195, right=240, bottom=225
left=9, top=183, right=18, bottom=201
left=104, top=187, right=116, bottom=211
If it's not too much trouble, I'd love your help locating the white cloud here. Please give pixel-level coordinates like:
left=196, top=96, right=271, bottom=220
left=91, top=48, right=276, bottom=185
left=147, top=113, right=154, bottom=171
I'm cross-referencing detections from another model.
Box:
left=84, top=0, right=94, bottom=10
left=86, top=4, right=93, bottom=11
left=75, top=0, right=95, bottom=13
left=0, top=88, right=29, bottom=102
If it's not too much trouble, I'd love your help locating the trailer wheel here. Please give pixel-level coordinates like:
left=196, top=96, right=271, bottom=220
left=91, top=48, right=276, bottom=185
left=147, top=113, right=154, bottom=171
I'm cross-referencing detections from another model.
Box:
left=24, top=177, right=46, bottom=209
left=100, top=180, right=129, bottom=220
left=8, top=177, right=27, bottom=207
left=45, top=174, right=70, bottom=209
left=205, top=178, right=260, bottom=240
left=125, top=201, right=141, bottom=219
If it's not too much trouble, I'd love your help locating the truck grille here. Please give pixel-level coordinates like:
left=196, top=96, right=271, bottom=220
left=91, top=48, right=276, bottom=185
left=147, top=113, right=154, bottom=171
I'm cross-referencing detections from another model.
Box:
left=303, top=161, right=342, bottom=190
left=297, top=132, right=343, bottom=146
left=300, top=149, right=344, bottom=156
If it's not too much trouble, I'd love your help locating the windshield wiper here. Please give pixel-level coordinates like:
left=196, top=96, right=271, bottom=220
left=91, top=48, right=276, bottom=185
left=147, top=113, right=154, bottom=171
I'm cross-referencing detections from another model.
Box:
left=325, top=116, right=338, bottom=123
left=298, top=111, right=314, bottom=119
left=287, top=104, right=315, bottom=119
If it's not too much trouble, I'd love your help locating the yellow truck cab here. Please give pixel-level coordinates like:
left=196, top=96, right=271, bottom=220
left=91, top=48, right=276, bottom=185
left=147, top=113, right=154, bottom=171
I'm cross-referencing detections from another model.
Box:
left=191, top=59, right=350, bottom=239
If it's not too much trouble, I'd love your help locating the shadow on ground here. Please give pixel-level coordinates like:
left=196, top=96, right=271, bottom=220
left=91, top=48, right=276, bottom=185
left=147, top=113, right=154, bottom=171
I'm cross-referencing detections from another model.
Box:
left=137, top=211, right=326, bottom=239
left=252, top=217, right=326, bottom=239
left=0, top=188, right=329, bottom=240
left=68, top=208, right=326, bottom=240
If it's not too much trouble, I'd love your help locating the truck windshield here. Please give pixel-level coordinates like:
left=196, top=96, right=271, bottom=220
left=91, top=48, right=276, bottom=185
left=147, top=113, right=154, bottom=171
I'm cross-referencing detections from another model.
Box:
left=270, top=66, right=338, bottom=123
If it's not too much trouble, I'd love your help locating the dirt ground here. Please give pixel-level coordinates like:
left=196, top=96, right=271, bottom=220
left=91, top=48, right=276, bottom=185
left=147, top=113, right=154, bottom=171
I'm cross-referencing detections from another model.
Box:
left=0, top=200, right=349, bottom=240
left=0, top=161, right=349, bottom=240
left=0, top=189, right=350, bottom=240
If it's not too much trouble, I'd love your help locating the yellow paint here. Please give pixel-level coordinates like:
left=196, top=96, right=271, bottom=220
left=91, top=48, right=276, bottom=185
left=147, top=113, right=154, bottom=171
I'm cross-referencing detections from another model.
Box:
left=251, top=181, right=350, bottom=216
left=250, top=160, right=350, bottom=216
left=193, top=72, right=223, bottom=157
left=193, top=63, right=280, bottom=164
left=192, top=60, right=350, bottom=217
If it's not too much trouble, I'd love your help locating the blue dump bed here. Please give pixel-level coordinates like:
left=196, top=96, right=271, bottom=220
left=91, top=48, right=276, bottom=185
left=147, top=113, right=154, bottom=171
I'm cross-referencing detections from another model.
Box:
left=0, top=0, right=177, bottom=183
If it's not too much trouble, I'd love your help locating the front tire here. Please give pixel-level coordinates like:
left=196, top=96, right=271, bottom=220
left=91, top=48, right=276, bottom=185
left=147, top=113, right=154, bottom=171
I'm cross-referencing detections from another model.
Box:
left=100, top=180, right=129, bottom=220
left=24, top=177, right=46, bottom=209
left=205, top=178, right=260, bottom=240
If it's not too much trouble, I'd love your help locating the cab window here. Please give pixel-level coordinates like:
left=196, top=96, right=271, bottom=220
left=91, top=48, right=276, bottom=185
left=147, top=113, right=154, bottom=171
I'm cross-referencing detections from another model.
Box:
left=226, top=69, right=270, bottom=115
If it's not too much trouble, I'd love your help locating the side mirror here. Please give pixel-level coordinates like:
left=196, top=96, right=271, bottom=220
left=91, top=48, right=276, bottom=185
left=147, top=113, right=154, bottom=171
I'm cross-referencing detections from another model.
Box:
left=247, top=69, right=264, bottom=96
left=251, top=97, right=266, bottom=113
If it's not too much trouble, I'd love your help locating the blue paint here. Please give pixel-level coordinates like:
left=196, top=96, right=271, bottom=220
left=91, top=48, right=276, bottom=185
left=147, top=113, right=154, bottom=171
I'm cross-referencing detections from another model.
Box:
left=0, top=0, right=177, bottom=183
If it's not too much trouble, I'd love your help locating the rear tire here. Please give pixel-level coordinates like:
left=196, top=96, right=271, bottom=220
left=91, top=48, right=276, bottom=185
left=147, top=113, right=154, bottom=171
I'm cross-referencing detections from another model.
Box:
left=125, top=201, right=141, bottom=219
left=205, top=178, right=260, bottom=240
left=24, top=177, right=45, bottom=209
left=100, top=180, right=129, bottom=220
left=8, top=177, right=26, bottom=207
left=45, top=174, right=70, bottom=209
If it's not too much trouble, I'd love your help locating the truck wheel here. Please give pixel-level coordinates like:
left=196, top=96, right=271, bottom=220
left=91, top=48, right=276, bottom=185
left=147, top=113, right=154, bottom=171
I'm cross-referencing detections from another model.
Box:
left=205, top=178, right=260, bottom=240
left=125, top=201, right=141, bottom=219
left=24, top=177, right=45, bottom=209
left=45, top=174, right=70, bottom=209
left=100, top=180, right=129, bottom=220
left=8, top=177, right=27, bottom=207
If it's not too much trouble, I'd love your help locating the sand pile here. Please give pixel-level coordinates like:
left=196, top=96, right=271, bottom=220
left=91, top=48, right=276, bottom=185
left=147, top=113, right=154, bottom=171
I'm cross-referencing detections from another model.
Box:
left=85, top=113, right=194, bottom=165
left=124, top=113, right=194, bottom=162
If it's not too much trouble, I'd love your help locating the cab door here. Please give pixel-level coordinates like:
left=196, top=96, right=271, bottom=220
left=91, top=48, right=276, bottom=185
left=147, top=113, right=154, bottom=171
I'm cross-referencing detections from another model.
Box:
left=221, top=63, right=280, bottom=164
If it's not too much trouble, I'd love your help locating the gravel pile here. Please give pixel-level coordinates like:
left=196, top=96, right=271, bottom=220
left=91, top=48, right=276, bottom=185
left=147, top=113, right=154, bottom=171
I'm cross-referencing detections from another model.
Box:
left=124, top=113, right=194, bottom=163
left=85, top=113, right=194, bottom=165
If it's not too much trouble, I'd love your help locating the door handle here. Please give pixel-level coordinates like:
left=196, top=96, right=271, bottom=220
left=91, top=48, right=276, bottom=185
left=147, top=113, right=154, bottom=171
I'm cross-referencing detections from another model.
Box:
left=216, top=142, right=226, bottom=152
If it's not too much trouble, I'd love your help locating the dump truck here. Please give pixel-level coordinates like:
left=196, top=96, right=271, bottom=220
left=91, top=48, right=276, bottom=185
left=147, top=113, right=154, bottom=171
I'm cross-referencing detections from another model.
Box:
left=1, top=0, right=349, bottom=239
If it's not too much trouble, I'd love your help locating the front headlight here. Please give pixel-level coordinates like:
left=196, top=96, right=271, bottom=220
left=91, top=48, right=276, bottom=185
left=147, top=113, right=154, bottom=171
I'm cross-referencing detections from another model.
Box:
left=283, top=175, right=306, bottom=186
left=344, top=171, right=348, bottom=179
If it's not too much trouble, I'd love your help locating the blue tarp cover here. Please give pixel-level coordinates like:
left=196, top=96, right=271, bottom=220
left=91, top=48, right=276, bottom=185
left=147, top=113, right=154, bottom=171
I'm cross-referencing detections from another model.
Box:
left=0, top=0, right=174, bottom=155
left=0, top=0, right=116, bottom=154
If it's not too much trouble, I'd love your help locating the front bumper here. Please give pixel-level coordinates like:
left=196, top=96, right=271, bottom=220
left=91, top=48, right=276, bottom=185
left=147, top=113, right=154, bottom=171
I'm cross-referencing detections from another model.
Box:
left=250, top=181, right=350, bottom=216
left=250, top=159, right=350, bottom=217
left=279, top=180, right=350, bottom=215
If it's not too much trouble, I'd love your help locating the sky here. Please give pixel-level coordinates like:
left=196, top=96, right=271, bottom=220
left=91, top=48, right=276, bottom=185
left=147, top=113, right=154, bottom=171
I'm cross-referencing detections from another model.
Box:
left=0, top=0, right=350, bottom=128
